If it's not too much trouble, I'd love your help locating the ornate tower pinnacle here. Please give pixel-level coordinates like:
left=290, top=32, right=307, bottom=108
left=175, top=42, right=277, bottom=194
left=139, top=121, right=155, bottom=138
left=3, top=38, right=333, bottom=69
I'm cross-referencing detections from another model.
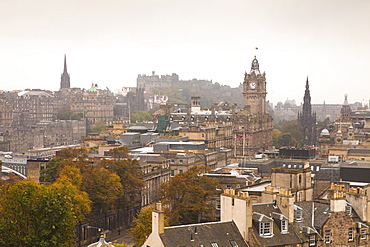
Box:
left=250, top=56, right=260, bottom=75
left=298, top=77, right=317, bottom=146
left=60, top=54, right=70, bottom=90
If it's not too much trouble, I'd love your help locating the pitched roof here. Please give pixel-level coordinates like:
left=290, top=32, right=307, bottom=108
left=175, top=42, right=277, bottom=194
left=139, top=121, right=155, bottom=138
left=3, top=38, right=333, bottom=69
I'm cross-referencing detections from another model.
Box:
left=295, top=201, right=330, bottom=229
left=160, top=221, right=248, bottom=247
left=251, top=203, right=303, bottom=246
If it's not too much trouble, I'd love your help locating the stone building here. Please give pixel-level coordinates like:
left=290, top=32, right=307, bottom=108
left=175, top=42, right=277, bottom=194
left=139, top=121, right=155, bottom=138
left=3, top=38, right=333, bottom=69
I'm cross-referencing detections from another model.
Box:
left=232, top=56, right=273, bottom=157
left=68, top=84, right=114, bottom=126
left=318, top=94, right=370, bottom=160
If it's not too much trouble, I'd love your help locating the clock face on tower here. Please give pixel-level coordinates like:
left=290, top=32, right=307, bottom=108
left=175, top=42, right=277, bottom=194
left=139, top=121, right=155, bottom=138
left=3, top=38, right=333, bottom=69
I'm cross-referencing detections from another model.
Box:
left=249, top=82, right=256, bottom=89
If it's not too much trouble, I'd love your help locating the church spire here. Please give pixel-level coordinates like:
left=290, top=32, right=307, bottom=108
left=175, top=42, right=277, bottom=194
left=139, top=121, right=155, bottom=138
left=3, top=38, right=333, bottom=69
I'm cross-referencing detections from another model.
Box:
left=60, top=54, right=70, bottom=90
left=63, top=54, right=67, bottom=73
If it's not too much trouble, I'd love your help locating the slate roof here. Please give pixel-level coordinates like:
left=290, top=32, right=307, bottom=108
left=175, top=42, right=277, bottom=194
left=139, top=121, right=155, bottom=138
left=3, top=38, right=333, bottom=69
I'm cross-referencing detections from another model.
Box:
left=160, top=221, right=248, bottom=247
left=314, top=167, right=340, bottom=181
left=251, top=203, right=303, bottom=246
left=295, top=201, right=330, bottom=230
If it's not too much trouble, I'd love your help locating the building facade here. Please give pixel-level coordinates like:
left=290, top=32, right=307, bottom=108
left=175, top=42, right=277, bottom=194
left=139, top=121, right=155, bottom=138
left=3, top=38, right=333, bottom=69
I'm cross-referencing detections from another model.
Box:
left=232, top=56, right=273, bottom=157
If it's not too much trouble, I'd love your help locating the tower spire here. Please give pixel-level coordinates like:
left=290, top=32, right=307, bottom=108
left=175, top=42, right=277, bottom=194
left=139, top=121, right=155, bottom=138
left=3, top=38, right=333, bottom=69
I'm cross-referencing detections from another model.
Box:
left=63, top=54, right=67, bottom=73
left=60, top=54, right=71, bottom=90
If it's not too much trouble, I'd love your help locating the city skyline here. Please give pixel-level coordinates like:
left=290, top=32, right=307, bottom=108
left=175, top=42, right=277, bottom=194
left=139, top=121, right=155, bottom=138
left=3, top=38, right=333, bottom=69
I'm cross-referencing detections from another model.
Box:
left=1, top=0, right=369, bottom=105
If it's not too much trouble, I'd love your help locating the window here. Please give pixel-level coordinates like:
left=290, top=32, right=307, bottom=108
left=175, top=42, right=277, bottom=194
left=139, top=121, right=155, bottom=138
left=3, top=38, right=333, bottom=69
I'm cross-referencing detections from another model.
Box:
left=211, top=243, right=219, bottom=247
left=281, top=220, right=288, bottom=233
left=294, top=207, right=303, bottom=221
left=216, top=199, right=221, bottom=210
left=361, top=229, right=367, bottom=239
left=324, top=230, right=331, bottom=243
left=170, top=170, right=174, bottom=176
left=345, top=203, right=352, bottom=215
left=259, top=222, right=272, bottom=236
left=348, top=227, right=354, bottom=241
left=309, top=235, right=316, bottom=246
left=230, top=240, right=238, bottom=247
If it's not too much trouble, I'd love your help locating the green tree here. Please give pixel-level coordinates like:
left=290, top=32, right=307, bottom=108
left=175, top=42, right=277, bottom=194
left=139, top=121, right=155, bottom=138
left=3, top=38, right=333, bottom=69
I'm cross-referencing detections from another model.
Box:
left=39, top=157, right=63, bottom=183
left=317, top=117, right=330, bottom=133
left=0, top=179, right=90, bottom=247
left=161, top=166, right=220, bottom=225
left=277, top=133, right=295, bottom=147
left=281, top=120, right=303, bottom=144
left=56, top=107, right=83, bottom=120
left=272, top=129, right=281, bottom=147
left=91, top=122, right=106, bottom=133
left=130, top=111, right=151, bottom=123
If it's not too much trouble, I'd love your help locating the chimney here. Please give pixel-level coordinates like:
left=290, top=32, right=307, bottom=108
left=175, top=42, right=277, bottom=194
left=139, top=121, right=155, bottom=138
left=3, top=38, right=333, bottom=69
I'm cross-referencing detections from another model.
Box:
left=152, top=202, right=165, bottom=235
left=221, top=190, right=252, bottom=241
left=330, top=191, right=346, bottom=212
left=276, top=190, right=295, bottom=223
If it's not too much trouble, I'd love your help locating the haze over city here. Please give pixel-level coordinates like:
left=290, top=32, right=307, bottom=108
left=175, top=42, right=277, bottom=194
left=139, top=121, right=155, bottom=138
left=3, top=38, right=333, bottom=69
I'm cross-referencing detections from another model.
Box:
left=1, top=0, right=369, bottom=105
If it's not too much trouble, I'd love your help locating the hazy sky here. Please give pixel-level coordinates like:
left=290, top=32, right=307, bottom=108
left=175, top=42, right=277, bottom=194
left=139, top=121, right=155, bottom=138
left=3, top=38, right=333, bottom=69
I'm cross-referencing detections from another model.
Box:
left=1, top=0, right=369, bottom=105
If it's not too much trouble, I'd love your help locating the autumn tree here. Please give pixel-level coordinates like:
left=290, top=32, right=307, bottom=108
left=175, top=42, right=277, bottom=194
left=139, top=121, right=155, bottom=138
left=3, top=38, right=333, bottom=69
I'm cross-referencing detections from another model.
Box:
left=82, top=167, right=123, bottom=214
left=100, top=147, right=144, bottom=208
left=161, top=165, right=220, bottom=225
left=0, top=179, right=90, bottom=247
left=129, top=205, right=168, bottom=246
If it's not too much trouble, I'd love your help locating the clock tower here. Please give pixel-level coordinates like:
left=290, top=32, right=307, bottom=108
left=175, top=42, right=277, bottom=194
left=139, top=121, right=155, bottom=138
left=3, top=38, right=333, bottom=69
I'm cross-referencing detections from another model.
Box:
left=243, top=56, right=267, bottom=114
left=233, top=56, right=273, bottom=157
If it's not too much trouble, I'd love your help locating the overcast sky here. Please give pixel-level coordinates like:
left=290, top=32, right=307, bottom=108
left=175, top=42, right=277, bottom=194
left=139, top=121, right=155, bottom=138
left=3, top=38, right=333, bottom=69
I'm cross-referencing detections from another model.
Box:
left=1, top=0, right=369, bottom=105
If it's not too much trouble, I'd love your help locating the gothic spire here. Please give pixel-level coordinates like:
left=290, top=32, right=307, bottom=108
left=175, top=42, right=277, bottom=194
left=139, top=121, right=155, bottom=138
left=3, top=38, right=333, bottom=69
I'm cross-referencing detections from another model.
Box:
left=60, top=54, right=70, bottom=90
left=63, top=54, right=68, bottom=73
left=305, top=76, right=309, bottom=89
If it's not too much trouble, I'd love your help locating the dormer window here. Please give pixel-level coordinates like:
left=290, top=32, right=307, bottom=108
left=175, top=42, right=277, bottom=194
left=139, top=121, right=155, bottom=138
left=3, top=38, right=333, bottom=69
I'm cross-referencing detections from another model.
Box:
left=260, top=221, right=272, bottom=236
left=294, top=205, right=303, bottom=222
left=272, top=212, right=289, bottom=234
left=253, top=212, right=274, bottom=237
left=360, top=228, right=367, bottom=239
left=281, top=219, right=288, bottom=233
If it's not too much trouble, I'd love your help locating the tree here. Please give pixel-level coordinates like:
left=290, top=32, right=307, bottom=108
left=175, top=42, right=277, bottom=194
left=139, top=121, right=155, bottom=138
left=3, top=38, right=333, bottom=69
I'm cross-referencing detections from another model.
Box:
left=161, top=166, right=220, bottom=225
left=280, top=120, right=303, bottom=144
left=130, top=111, right=151, bottom=123
left=278, top=133, right=295, bottom=147
left=82, top=167, right=123, bottom=214
left=129, top=205, right=169, bottom=246
left=100, top=151, right=144, bottom=208
left=272, top=129, right=281, bottom=147
left=0, top=179, right=90, bottom=247
left=91, top=122, right=106, bottom=133
left=39, top=157, right=63, bottom=183
left=56, top=107, right=83, bottom=120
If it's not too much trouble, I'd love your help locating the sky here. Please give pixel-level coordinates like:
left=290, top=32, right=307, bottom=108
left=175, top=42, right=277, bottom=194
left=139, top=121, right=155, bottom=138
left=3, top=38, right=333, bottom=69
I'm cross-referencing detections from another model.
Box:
left=0, top=0, right=369, bottom=105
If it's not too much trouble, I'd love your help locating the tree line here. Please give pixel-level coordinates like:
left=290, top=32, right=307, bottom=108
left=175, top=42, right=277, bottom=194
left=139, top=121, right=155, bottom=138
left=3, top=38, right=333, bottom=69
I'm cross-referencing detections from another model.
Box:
left=0, top=147, right=144, bottom=246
